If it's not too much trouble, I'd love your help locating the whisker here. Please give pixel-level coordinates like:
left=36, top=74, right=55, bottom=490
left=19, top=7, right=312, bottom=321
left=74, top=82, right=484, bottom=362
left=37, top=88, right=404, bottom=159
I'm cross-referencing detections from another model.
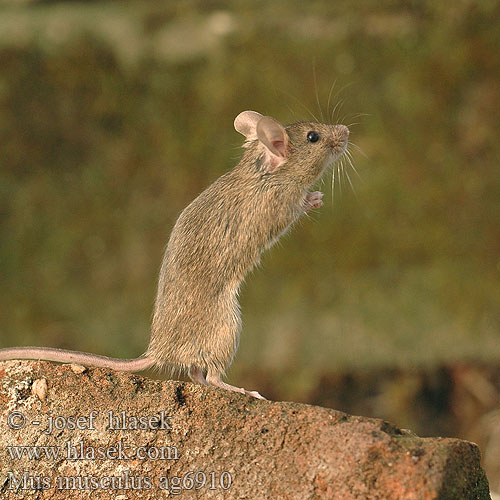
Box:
left=344, top=112, right=371, bottom=121
left=345, top=149, right=362, bottom=179
left=312, top=61, right=325, bottom=122
left=285, top=104, right=298, bottom=120
left=344, top=147, right=354, bottom=162
left=330, top=98, right=345, bottom=123
left=326, top=79, right=338, bottom=121
left=345, top=151, right=355, bottom=167
left=278, top=89, right=320, bottom=122
left=331, top=158, right=337, bottom=205
left=348, top=141, right=367, bottom=158
left=339, top=111, right=351, bottom=125
left=344, top=165, right=358, bottom=199
left=339, top=106, right=364, bottom=126
left=329, top=82, right=355, bottom=122
left=342, top=161, right=348, bottom=195
left=337, top=162, right=343, bottom=198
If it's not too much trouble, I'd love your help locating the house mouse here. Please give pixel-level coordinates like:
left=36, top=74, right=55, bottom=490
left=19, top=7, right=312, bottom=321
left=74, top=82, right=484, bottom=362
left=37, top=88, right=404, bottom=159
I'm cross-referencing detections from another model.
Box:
left=0, top=110, right=349, bottom=399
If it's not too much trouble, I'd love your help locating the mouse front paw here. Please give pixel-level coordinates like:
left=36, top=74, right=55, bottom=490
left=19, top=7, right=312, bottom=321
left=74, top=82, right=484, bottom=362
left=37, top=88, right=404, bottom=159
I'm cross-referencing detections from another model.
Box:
left=305, top=191, right=324, bottom=211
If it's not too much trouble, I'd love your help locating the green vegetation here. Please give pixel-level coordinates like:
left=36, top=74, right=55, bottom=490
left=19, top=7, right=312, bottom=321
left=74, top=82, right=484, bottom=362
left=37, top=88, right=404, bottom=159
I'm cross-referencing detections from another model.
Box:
left=1, top=1, right=499, bottom=397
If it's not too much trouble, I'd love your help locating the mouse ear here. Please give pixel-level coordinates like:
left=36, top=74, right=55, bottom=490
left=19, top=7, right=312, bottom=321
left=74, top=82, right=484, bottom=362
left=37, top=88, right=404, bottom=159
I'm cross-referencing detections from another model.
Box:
left=234, top=111, right=263, bottom=140
left=256, top=116, right=289, bottom=169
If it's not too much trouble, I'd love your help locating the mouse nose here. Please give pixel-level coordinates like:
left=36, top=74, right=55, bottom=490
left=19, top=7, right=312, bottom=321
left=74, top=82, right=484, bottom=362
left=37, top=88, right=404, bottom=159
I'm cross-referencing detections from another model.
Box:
left=336, top=125, right=349, bottom=140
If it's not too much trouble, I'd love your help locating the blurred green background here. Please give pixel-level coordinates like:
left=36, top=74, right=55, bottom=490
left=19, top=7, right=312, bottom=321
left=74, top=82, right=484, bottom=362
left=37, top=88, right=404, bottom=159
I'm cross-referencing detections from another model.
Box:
left=1, top=0, right=499, bottom=434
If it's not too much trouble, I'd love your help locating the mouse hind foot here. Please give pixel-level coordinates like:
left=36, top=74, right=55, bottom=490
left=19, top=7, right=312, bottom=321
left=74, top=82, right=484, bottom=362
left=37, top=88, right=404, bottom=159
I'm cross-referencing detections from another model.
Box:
left=206, top=369, right=266, bottom=400
left=188, top=365, right=266, bottom=400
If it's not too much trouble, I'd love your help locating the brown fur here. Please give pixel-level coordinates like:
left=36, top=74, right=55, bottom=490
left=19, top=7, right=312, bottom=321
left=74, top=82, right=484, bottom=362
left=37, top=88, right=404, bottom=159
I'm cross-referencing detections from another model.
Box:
left=148, top=120, right=349, bottom=381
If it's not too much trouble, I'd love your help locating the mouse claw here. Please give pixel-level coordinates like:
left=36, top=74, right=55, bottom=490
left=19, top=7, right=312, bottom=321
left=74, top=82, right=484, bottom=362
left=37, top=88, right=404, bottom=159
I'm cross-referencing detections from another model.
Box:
left=305, top=191, right=324, bottom=211
left=244, top=389, right=267, bottom=400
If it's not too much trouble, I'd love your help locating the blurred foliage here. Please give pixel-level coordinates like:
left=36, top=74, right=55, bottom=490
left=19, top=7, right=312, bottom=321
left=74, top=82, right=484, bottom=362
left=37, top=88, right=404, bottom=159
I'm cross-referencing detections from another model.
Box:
left=0, top=0, right=499, bottom=398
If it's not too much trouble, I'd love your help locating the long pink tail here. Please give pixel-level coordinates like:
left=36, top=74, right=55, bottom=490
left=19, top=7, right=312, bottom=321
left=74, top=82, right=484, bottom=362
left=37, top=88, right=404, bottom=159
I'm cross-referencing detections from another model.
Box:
left=0, top=347, right=154, bottom=372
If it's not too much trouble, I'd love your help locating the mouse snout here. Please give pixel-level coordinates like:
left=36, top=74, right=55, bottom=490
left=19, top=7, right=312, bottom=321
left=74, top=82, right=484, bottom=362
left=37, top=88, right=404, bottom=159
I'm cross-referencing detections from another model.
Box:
left=335, top=124, right=349, bottom=141
left=328, top=124, right=349, bottom=153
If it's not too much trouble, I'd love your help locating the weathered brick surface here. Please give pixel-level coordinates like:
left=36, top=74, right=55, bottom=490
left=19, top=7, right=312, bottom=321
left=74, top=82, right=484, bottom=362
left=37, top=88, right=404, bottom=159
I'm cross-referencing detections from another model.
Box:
left=0, top=361, right=490, bottom=499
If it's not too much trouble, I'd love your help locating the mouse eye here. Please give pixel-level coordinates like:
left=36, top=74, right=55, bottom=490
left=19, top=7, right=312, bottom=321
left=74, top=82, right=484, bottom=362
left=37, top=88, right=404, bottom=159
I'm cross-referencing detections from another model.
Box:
left=307, top=131, right=320, bottom=143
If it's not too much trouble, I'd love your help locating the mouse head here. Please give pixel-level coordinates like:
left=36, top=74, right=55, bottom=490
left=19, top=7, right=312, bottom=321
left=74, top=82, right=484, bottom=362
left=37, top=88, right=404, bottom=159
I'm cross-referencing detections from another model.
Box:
left=234, top=110, right=349, bottom=182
